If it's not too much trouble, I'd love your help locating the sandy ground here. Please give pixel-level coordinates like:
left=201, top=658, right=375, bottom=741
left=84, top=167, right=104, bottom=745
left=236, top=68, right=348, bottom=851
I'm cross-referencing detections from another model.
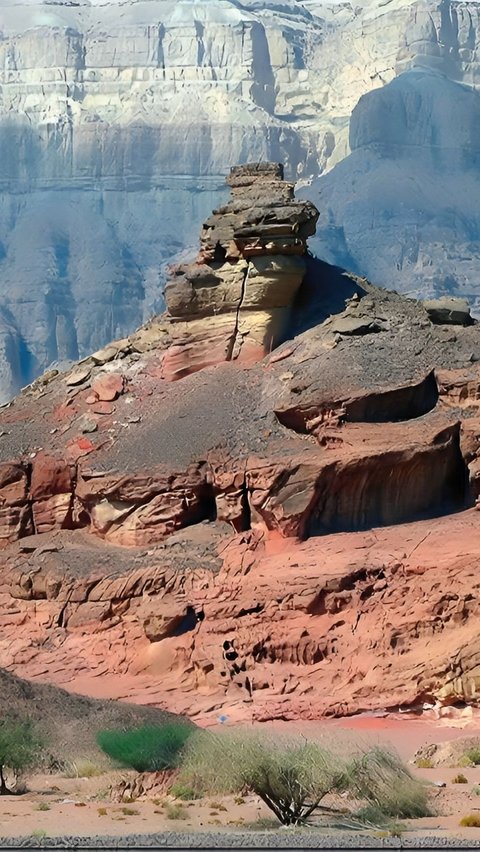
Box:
left=3, top=715, right=480, bottom=841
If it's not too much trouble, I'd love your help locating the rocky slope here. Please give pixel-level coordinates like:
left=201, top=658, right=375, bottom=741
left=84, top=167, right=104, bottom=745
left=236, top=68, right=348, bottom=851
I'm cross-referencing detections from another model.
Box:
left=0, top=667, right=185, bottom=765
left=1, top=163, right=480, bottom=723
left=4, top=0, right=480, bottom=399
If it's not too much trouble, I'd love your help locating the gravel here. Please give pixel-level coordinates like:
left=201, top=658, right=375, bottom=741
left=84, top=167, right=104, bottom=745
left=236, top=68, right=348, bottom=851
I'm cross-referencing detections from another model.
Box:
left=1, top=833, right=480, bottom=849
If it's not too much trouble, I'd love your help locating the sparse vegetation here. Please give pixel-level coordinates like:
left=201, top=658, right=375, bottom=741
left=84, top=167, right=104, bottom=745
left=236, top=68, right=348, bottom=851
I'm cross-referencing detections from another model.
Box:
left=35, top=802, right=50, bottom=811
left=31, top=829, right=48, bottom=839
left=209, top=801, right=228, bottom=811
left=350, top=747, right=431, bottom=820
left=96, top=722, right=193, bottom=772
left=244, top=817, right=283, bottom=830
left=120, top=806, right=139, bottom=816
left=169, top=782, right=198, bottom=800
left=415, top=758, right=434, bottom=769
left=453, top=773, right=469, bottom=784
left=388, top=822, right=407, bottom=838
left=0, top=717, right=43, bottom=795
left=177, top=730, right=428, bottom=826
left=164, top=802, right=188, bottom=820
left=97, top=807, right=107, bottom=816
left=64, top=760, right=104, bottom=778
left=460, top=813, right=480, bottom=827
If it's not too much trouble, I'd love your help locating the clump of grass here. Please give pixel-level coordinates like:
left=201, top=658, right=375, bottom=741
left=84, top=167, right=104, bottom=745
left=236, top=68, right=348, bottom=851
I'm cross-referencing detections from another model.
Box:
left=209, top=801, right=227, bottom=811
left=164, top=803, right=188, bottom=820
left=234, top=796, right=245, bottom=805
left=120, top=806, right=139, bottom=816
left=460, top=814, right=480, bottom=827
left=97, top=807, right=107, bottom=816
left=388, top=821, right=407, bottom=837
left=31, top=829, right=48, bottom=840
left=35, top=803, right=50, bottom=811
left=151, top=798, right=164, bottom=807
left=63, top=760, right=104, bottom=778
left=453, top=773, right=469, bottom=784
left=415, top=758, right=434, bottom=769
left=472, top=786, right=480, bottom=796
left=169, top=782, right=198, bottom=801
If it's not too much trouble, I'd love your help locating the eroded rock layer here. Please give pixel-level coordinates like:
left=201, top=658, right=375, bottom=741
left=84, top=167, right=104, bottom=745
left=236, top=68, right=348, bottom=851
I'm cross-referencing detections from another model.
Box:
left=163, top=163, right=318, bottom=378
left=2, top=172, right=480, bottom=722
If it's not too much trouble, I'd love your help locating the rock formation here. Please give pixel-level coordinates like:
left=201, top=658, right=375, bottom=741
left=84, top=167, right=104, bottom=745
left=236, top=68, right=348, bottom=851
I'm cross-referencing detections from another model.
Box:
left=4, top=0, right=480, bottom=399
left=2, top=163, right=480, bottom=724
left=163, top=163, right=318, bottom=378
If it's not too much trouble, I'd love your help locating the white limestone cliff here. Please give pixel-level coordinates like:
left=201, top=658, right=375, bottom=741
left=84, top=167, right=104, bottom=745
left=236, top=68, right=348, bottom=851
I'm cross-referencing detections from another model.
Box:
left=1, top=0, right=480, bottom=398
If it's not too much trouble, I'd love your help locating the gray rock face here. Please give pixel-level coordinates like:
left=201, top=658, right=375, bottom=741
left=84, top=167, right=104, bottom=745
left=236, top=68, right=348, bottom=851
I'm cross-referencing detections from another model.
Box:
left=302, top=68, right=480, bottom=312
left=3, top=0, right=480, bottom=399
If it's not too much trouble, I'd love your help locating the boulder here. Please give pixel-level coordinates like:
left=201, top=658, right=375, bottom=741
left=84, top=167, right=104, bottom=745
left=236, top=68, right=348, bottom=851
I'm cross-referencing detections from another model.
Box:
left=423, top=298, right=473, bottom=326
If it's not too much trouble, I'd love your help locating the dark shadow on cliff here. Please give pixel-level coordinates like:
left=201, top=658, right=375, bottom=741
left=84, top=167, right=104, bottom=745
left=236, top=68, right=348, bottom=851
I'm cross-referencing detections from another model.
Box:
left=289, top=255, right=367, bottom=338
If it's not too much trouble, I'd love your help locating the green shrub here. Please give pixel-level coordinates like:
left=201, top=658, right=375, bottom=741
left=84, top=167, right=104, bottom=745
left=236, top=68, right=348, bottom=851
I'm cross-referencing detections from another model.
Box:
left=96, top=722, right=193, bottom=772
left=453, top=773, right=469, bottom=784
left=465, top=748, right=480, bottom=766
left=460, top=813, right=480, bottom=827
left=169, top=782, right=198, bottom=800
left=0, top=717, right=43, bottom=795
left=35, top=803, right=50, bottom=811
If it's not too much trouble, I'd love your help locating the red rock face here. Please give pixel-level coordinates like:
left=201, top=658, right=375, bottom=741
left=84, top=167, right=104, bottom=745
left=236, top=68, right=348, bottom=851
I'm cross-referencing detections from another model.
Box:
left=3, top=164, right=480, bottom=723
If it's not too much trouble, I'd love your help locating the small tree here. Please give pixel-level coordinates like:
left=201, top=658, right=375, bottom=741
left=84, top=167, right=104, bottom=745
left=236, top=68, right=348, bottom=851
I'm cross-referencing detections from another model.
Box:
left=178, top=730, right=349, bottom=825
left=178, top=731, right=430, bottom=826
left=0, top=717, right=43, bottom=795
left=96, top=722, right=193, bottom=773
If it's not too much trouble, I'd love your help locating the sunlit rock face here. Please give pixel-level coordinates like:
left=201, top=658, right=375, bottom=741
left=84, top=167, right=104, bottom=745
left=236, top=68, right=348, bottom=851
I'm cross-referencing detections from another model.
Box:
left=3, top=0, right=480, bottom=399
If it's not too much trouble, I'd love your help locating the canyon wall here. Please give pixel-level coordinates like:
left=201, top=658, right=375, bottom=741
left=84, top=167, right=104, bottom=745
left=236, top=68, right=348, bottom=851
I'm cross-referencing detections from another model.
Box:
left=3, top=0, right=480, bottom=398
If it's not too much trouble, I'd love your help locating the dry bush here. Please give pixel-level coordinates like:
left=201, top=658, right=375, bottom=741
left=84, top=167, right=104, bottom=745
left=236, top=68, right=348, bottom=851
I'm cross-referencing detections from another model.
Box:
left=178, top=731, right=428, bottom=826
left=460, top=813, right=480, bottom=827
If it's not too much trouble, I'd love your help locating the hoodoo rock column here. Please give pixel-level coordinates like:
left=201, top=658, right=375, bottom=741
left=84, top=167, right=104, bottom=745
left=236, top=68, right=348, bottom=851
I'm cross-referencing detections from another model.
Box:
left=162, top=163, right=319, bottom=380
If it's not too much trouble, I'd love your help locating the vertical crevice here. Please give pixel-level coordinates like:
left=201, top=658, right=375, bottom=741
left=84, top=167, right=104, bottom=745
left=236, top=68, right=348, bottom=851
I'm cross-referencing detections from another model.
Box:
left=226, top=264, right=249, bottom=362
left=241, top=478, right=252, bottom=531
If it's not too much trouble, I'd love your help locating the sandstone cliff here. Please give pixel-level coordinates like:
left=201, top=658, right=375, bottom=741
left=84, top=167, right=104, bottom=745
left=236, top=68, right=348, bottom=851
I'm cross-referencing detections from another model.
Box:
left=3, top=0, right=480, bottom=400
left=1, top=164, right=480, bottom=724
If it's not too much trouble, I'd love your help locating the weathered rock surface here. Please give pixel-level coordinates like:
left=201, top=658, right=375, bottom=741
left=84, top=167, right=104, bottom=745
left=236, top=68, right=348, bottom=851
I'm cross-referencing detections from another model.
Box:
left=5, top=0, right=480, bottom=399
left=1, top=170, right=480, bottom=724
left=163, top=163, right=318, bottom=377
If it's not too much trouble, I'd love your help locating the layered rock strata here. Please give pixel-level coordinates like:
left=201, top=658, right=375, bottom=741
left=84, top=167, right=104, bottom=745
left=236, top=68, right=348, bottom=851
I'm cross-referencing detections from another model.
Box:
left=163, top=163, right=318, bottom=379
left=2, top=173, right=480, bottom=721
